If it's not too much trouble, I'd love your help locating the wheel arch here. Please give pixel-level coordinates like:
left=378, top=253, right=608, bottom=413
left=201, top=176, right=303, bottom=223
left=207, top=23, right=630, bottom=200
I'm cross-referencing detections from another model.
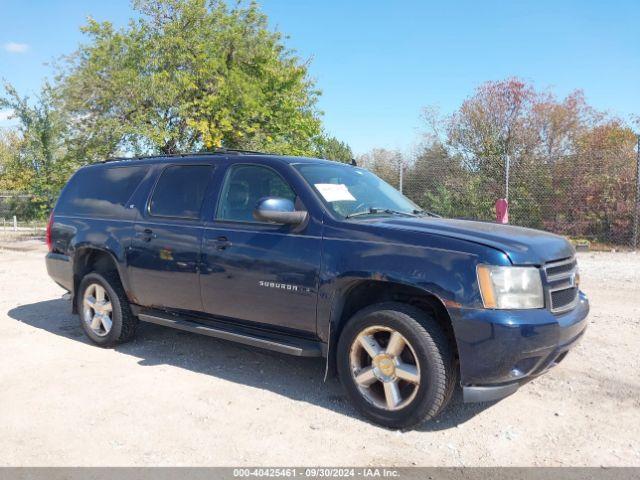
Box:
left=325, top=279, right=459, bottom=378
left=71, top=247, right=128, bottom=313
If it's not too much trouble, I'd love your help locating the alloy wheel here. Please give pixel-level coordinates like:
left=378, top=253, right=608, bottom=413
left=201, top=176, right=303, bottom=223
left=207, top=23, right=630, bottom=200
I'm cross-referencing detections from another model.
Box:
left=82, top=283, right=113, bottom=337
left=349, top=325, right=421, bottom=411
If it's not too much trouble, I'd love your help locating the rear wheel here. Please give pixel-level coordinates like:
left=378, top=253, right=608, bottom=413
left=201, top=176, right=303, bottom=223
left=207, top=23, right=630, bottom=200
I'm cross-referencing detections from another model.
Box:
left=77, top=272, right=137, bottom=347
left=337, top=302, right=456, bottom=429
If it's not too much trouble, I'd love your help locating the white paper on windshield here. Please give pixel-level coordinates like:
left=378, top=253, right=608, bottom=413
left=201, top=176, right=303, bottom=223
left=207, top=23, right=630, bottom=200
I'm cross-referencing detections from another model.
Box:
left=315, top=183, right=356, bottom=202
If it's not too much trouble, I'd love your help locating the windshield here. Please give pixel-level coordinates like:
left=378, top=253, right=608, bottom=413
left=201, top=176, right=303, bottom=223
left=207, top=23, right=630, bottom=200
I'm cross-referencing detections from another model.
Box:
left=294, top=163, right=420, bottom=219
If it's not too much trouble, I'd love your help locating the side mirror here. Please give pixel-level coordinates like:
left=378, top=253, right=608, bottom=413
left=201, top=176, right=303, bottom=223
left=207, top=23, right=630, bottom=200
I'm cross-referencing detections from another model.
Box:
left=253, top=197, right=308, bottom=225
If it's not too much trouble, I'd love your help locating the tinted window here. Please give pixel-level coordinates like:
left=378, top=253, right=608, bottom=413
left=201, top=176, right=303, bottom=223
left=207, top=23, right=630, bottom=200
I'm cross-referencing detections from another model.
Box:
left=217, top=165, right=296, bottom=222
left=56, top=166, right=147, bottom=217
left=149, top=165, right=212, bottom=219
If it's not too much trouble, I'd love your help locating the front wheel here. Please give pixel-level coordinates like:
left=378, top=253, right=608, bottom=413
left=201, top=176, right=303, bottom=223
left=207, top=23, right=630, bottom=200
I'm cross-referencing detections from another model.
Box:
left=337, top=302, right=456, bottom=429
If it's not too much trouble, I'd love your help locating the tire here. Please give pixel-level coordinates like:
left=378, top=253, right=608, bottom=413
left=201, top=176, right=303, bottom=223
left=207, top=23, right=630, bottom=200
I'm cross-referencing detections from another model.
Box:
left=336, top=302, right=456, bottom=429
left=76, top=271, right=137, bottom=347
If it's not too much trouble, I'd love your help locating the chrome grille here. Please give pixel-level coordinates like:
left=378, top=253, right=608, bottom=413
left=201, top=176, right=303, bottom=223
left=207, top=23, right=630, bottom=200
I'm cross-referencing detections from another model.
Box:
left=544, top=257, right=579, bottom=314
left=545, top=258, right=577, bottom=279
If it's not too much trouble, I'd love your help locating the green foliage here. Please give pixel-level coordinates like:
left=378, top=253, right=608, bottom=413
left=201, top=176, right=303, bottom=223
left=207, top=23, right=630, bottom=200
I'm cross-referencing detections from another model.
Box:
left=312, top=134, right=353, bottom=163
left=0, top=194, right=42, bottom=220
left=418, top=174, right=495, bottom=221
left=0, top=84, right=76, bottom=218
left=59, top=0, right=323, bottom=158
left=0, top=130, right=21, bottom=185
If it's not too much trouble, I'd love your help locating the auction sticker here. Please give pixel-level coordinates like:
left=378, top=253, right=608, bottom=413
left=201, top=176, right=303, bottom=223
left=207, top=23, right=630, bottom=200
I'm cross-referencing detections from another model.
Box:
left=314, top=184, right=356, bottom=202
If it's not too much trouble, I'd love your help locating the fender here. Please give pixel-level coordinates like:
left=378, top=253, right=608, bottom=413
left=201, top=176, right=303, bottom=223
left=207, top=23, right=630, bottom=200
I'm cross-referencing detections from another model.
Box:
left=320, top=274, right=460, bottom=380
left=70, top=232, right=133, bottom=309
left=315, top=217, right=511, bottom=380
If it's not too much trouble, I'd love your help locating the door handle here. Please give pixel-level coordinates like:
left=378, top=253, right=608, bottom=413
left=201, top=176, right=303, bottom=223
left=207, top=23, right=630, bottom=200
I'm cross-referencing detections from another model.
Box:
left=136, top=228, right=157, bottom=242
left=214, top=236, right=232, bottom=250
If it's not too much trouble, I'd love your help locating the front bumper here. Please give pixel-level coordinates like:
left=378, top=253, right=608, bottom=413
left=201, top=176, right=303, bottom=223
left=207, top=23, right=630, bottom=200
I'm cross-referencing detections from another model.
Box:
left=450, top=291, right=589, bottom=403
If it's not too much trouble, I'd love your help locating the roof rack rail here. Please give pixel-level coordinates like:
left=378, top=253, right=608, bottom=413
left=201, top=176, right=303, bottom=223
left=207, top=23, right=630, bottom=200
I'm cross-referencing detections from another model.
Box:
left=101, top=148, right=275, bottom=163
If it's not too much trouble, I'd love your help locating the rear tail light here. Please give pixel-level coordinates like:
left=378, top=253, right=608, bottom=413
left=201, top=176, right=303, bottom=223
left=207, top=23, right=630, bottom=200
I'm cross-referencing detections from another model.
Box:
left=46, top=212, right=54, bottom=252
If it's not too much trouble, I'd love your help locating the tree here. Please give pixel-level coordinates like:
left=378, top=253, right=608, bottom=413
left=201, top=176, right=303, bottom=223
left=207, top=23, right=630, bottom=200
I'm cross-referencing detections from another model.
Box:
left=554, top=120, right=638, bottom=243
left=0, top=130, right=22, bottom=184
left=357, top=148, right=404, bottom=188
left=411, top=78, right=638, bottom=243
left=0, top=83, right=73, bottom=216
left=530, top=90, right=594, bottom=159
left=312, top=134, right=353, bottom=163
left=447, top=78, right=539, bottom=195
left=58, top=0, right=322, bottom=159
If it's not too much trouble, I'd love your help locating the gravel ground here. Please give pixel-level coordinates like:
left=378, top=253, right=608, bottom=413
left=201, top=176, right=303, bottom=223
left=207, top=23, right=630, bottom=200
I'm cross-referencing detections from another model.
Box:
left=0, top=246, right=639, bottom=466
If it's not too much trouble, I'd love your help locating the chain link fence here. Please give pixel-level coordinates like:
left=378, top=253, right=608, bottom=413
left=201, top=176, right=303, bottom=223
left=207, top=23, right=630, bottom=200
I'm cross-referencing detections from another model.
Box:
left=0, top=218, right=46, bottom=243
left=3, top=146, right=640, bottom=248
left=362, top=141, right=640, bottom=249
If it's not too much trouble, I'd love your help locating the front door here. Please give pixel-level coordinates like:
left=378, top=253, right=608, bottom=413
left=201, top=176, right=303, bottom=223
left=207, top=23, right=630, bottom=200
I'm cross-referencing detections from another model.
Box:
left=200, top=163, right=321, bottom=334
left=127, top=163, right=214, bottom=312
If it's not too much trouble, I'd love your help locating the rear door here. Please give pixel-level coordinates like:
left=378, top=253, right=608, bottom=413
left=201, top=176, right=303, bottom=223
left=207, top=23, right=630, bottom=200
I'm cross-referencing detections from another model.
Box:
left=127, top=163, right=214, bottom=312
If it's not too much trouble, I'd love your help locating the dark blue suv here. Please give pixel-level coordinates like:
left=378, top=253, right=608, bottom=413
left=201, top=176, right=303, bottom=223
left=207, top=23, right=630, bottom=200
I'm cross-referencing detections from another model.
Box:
left=45, top=151, right=589, bottom=428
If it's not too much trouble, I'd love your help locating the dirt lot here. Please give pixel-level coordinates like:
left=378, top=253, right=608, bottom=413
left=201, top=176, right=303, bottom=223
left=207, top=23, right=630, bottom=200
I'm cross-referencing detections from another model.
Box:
left=0, top=245, right=639, bottom=466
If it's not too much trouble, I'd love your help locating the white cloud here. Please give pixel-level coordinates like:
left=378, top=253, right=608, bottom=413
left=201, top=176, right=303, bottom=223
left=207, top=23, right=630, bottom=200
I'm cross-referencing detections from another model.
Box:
left=0, top=109, right=14, bottom=122
left=3, top=42, right=29, bottom=54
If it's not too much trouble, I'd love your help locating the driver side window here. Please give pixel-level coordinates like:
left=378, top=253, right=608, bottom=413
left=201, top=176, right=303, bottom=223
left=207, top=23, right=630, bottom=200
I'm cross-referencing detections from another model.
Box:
left=217, top=164, right=296, bottom=222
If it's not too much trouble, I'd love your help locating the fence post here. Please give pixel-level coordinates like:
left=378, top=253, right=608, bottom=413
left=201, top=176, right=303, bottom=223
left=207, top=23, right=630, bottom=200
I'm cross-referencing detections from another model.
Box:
left=633, top=134, right=640, bottom=250
left=504, top=154, right=510, bottom=201
left=13, top=215, right=17, bottom=232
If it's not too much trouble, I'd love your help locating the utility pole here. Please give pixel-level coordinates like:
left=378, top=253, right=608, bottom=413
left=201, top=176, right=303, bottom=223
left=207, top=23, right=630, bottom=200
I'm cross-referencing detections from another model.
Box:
left=633, top=134, right=640, bottom=250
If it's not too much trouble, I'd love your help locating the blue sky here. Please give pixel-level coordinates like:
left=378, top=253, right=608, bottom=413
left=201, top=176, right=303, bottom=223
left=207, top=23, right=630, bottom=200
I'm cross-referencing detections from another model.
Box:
left=1, top=0, right=638, bottom=154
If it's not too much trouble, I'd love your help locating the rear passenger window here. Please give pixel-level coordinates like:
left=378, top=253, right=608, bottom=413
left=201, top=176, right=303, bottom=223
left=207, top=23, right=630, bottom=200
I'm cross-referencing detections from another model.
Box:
left=56, top=166, right=147, bottom=217
left=149, top=165, right=212, bottom=219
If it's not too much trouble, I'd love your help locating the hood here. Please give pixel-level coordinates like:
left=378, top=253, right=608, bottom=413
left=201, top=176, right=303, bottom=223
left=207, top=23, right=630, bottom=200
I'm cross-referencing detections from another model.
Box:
left=367, top=217, right=574, bottom=265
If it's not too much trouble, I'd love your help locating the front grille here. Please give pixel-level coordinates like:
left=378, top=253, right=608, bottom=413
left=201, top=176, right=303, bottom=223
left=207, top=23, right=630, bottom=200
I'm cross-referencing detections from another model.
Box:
left=551, top=287, right=578, bottom=310
left=545, top=259, right=577, bottom=278
left=544, top=257, right=579, bottom=314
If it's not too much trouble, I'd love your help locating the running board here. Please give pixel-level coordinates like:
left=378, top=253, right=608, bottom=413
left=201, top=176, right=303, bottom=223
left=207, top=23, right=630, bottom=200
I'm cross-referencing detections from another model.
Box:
left=138, top=312, right=323, bottom=357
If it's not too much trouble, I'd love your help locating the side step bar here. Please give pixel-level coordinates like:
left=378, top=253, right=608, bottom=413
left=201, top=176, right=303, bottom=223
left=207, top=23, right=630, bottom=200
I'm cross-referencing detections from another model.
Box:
left=138, top=312, right=323, bottom=357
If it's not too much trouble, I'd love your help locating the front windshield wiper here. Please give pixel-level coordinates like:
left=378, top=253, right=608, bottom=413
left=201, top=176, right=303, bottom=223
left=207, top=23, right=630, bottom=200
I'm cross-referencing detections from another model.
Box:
left=345, top=208, right=419, bottom=219
left=413, top=209, right=441, bottom=218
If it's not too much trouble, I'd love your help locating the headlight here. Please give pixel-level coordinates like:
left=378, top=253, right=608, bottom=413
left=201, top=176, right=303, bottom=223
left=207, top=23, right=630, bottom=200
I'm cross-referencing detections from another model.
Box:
left=476, top=265, right=544, bottom=309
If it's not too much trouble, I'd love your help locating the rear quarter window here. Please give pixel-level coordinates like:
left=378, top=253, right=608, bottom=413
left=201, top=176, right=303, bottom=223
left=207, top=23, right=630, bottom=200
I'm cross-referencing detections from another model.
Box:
left=56, top=165, right=148, bottom=217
